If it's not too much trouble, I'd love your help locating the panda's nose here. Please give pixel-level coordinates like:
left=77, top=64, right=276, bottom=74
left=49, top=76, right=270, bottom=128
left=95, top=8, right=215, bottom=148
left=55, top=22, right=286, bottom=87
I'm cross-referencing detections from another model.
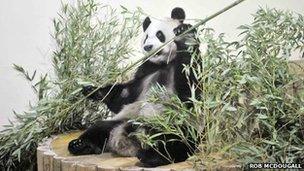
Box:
left=144, top=45, right=153, bottom=52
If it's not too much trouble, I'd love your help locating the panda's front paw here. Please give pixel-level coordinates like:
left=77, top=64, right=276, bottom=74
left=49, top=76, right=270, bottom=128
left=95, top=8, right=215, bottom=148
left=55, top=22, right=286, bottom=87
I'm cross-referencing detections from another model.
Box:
left=173, top=24, right=193, bottom=36
left=68, top=138, right=101, bottom=155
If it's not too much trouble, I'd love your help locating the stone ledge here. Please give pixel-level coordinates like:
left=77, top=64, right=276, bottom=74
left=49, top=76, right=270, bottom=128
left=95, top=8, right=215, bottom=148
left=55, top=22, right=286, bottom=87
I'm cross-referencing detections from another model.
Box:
left=37, top=131, right=198, bottom=171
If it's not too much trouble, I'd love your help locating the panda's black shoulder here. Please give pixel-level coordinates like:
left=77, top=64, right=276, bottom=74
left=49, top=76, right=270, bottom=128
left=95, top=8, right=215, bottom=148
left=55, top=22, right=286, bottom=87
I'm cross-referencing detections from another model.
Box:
left=134, top=61, right=165, bottom=79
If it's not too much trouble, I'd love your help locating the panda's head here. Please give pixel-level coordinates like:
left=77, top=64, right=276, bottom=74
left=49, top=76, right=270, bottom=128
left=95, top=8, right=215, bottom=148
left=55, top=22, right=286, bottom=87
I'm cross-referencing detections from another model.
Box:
left=141, top=7, right=185, bottom=64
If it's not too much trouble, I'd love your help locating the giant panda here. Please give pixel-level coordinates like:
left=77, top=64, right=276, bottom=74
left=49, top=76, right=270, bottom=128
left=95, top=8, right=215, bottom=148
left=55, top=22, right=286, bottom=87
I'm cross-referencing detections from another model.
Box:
left=68, top=7, right=200, bottom=167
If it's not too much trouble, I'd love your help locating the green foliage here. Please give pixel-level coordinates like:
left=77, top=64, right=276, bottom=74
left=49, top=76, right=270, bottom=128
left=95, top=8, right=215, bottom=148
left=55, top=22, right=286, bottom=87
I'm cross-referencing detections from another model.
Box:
left=1, top=0, right=303, bottom=170
left=141, top=8, right=304, bottom=167
left=0, top=0, right=142, bottom=170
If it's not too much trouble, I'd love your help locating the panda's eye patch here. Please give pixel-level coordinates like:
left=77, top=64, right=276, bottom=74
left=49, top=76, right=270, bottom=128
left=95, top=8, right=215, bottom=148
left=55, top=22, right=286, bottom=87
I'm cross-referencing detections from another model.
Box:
left=156, top=31, right=165, bottom=43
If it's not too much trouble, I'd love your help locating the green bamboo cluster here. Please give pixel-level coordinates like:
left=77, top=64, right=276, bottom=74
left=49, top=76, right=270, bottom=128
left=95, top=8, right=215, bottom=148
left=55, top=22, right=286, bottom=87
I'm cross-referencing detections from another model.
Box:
left=0, top=0, right=141, bottom=170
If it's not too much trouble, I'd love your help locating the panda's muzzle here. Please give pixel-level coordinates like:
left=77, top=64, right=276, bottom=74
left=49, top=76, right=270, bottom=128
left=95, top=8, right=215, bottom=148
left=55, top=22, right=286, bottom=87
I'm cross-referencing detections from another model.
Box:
left=144, top=45, right=163, bottom=56
left=144, top=45, right=153, bottom=52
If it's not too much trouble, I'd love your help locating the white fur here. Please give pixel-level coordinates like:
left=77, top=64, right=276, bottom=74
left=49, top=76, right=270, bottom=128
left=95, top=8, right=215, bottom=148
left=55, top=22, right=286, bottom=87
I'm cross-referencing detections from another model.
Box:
left=137, top=72, right=158, bottom=100
left=166, top=66, right=176, bottom=94
left=139, top=67, right=175, bottom=117
left=107, top=122, right=139, bottom=156
left=111, top=101, right=143, bottom=120
left=139, top=102, right=165, bottom=117
left=112, top=72, right=158, bottom=120
left=142, top=18, right=180, bottom=64
left=137, top=67, right=177, bottom=118
left=121, top=88, right=129, bottom=98
left=111, top=68, right=175, bottom=120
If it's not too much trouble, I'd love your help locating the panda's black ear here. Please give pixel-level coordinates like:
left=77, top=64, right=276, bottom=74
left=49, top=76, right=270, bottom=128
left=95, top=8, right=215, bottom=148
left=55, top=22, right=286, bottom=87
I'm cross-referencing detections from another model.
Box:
left=143, top=17, right=151, bottom=31
left=171, top=7, right=185, bottom=22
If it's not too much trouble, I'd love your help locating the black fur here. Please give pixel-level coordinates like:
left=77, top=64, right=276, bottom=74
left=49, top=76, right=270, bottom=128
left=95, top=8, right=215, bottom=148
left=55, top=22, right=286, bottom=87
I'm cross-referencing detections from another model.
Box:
left=135, top=124, right=197, bottom=167
left=143, top=17, right=151, bottom=31
left=68, top=120, right=124, bottom=155
left=82, top=81, right=142, bottom=114
left=171, top=7, right=185, bottom=22
left=68, top=8, right=200, bottom=167
left=156, top=31, right=166, bottom=43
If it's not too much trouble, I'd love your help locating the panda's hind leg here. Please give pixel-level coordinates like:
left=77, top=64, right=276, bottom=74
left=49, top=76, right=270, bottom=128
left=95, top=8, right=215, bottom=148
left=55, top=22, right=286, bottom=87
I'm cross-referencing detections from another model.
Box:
left=107, top=121, right=142, bottom=157
left=136, top=132, right=196, bottom=167
left=68, top=120, right=123, bottom=155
